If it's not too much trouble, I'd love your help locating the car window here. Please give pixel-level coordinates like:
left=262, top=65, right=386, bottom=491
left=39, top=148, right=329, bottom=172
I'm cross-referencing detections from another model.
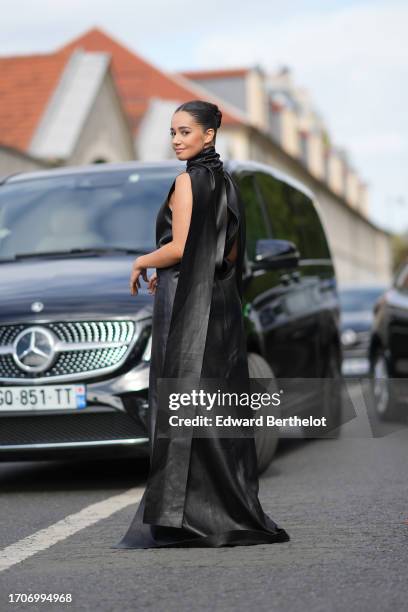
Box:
left=254, top=172, right=298, bottom=247
left=234, top=173, right=269, bottom=261
left=284, top=184, right=331, bottom=260
left=0, top=169, right=179, bottom=258
left=255, top=172, right=331, bottom=261
left=339, top=287, right=386, bottom=311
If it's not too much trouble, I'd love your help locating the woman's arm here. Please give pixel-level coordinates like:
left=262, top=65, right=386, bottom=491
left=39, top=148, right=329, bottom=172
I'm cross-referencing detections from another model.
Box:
left=129, top=172, right=193, bottom=295
left=138, top=172, right=192, bottom=267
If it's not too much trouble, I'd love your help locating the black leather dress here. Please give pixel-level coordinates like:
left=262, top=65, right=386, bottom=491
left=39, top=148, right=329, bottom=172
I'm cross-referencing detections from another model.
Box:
left=111, top=145, right=290, bottom=548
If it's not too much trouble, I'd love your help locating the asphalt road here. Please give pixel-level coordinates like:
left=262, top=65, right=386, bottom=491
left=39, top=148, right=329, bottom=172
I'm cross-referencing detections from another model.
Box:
left=0, top=382, right=407, bottom=612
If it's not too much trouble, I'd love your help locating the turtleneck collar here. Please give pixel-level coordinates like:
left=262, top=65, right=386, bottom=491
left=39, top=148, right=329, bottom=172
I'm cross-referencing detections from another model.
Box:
left=186, top=144, right=223, bottom=172
left=185, top=145, right=223, bottom=190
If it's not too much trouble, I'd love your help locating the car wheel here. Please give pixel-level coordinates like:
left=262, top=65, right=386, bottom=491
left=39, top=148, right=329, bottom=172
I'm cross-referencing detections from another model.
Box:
left=247, top=352, right=280, bottom=474
left=369, top=347, right=399, bottom=421
left=321, top=344, right=343, bottom=437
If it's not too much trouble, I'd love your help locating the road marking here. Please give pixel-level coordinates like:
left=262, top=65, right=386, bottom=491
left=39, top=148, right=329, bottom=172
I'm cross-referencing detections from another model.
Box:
left=0, top=486, right=144, bottom=573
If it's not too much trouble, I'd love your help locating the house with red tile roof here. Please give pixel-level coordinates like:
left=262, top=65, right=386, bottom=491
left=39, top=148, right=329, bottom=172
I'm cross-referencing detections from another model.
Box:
left=176, top=63, right=393, bottom=282
left=0, top=27, right=247, bottom=169
left=0, top=45, right=135, bottom=169
left=179, top=65, right=369, bottom=215
left=55, top=27, right=248, bottom=160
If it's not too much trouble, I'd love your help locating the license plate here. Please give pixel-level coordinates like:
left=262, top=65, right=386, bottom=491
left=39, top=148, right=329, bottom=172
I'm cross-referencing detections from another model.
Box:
left=0, top=384, right=87, bottom=411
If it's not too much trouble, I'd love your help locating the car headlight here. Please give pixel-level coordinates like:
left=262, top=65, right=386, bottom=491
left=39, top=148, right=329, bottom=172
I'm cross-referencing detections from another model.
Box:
left=341, top=328, right=358, bottom=347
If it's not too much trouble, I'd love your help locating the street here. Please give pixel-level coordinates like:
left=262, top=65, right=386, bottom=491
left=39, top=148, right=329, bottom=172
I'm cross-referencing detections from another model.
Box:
left=0, top=382, right=407, bottom=612
left=0, top=2, right=405, bottom=609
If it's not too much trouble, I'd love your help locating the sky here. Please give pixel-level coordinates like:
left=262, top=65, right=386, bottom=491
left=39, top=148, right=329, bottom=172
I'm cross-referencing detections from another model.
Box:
left=1, top=0, right=407, bottom=234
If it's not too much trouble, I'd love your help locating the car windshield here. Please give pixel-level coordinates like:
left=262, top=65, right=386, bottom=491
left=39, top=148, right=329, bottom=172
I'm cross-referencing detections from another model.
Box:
left=338, top=287, right=386, bottom=312
left=0, top=168, right=179, bottom=260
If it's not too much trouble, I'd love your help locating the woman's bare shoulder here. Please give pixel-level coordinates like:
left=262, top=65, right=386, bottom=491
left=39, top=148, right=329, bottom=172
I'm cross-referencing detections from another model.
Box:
left=168, top=172, right=191, bottom=210
left=175, top=171, right=192, bottom=187
left=174, top=172, right=192, bottom=198
left=168, top=172, right=192, bottom=212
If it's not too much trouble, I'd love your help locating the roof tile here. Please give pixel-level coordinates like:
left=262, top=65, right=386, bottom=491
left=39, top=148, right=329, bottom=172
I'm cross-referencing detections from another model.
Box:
left=56, top=28, right=243, bottom=131
left=0, top=27, right=244, bottom=153
left=0, top=53, right=68, bottom=150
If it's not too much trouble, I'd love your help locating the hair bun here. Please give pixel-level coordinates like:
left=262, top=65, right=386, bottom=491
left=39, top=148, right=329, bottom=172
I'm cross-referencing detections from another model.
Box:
left=215, top=108, right=222, bottom=129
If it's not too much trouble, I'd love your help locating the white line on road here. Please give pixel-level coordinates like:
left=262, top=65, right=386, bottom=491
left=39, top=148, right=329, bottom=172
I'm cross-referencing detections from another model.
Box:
left=0, top=486, right=144, bottom=574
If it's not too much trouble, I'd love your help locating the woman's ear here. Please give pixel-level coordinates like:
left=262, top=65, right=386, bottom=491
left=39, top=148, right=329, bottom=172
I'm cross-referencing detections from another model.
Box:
left=205, top=128, right=215, bottom=145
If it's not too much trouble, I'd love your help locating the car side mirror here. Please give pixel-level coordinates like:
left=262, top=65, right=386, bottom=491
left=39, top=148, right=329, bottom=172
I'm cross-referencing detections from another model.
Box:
left=252, top=239, right=300, bottom=270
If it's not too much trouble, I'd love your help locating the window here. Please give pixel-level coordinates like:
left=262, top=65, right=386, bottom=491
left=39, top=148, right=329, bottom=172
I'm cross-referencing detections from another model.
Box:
left=255, top=171, right=331, bottom=260
left=234, top=173, right=269, bottom=261
left=339, top=287, right=387, bottom=312
left=285, top=185, right=331, bottom=260
left=0, top=169, right=178, bottom=258
left=254, top=172, right=298, bottom=247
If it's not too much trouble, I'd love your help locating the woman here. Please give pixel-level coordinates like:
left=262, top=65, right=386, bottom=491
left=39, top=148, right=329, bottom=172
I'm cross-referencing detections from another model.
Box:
left=111, top=100, right=290, bottom=548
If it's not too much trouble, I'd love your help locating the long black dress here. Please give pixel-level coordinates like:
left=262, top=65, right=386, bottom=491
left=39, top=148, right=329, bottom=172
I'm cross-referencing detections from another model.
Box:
left=111, top=145, right=290, bottom=548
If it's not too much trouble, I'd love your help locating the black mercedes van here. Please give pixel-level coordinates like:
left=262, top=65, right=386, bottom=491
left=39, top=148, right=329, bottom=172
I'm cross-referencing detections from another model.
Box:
left=0, top=160, right=342, bottom=472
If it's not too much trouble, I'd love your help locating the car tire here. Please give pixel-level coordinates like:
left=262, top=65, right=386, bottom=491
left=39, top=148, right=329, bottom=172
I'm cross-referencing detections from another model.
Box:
left=321, top=344, right=343, bottom=437
left=247, top=352, right=280, bottom=474
left=369, top=346, right=400, bottom=421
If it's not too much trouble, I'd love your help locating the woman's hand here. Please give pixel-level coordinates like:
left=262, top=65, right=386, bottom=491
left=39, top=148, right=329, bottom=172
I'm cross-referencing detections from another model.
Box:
left=129, top=258, right=148, bottom=296
left=147, top=271, right=158, bottom=295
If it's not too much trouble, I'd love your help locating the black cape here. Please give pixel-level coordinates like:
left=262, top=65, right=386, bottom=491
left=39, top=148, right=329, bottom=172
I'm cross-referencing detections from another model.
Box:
left=143, top=145, right=246, bottom=527
left=112, top=145, right=290, bottom=547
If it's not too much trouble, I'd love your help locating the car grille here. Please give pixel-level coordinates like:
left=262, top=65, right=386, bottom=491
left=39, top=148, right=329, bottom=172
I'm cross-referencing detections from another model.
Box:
left=0, top=320, right=140, bottom=382
left=0, top=412, right=147, bottom=446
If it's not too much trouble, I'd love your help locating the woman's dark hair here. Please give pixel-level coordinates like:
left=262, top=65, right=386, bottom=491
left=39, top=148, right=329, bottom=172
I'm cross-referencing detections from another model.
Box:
left=174, top=100, right=222, bottom=145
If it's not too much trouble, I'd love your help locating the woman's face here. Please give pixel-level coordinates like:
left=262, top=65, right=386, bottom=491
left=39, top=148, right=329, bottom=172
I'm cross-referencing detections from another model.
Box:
left=170, top=111, right=215, bottom=160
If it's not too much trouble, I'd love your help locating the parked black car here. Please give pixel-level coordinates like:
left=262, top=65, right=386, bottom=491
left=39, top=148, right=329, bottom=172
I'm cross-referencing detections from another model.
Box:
left=0, top=160, right=342, bottom=472
left=369, top=259, right=408, bottom=420
left=339, top=283, right=388, bottom=377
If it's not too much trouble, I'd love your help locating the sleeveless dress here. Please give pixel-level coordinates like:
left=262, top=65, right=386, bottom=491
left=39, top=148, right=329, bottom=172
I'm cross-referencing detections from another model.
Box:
left=111, top=148, right=290, bottom=548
